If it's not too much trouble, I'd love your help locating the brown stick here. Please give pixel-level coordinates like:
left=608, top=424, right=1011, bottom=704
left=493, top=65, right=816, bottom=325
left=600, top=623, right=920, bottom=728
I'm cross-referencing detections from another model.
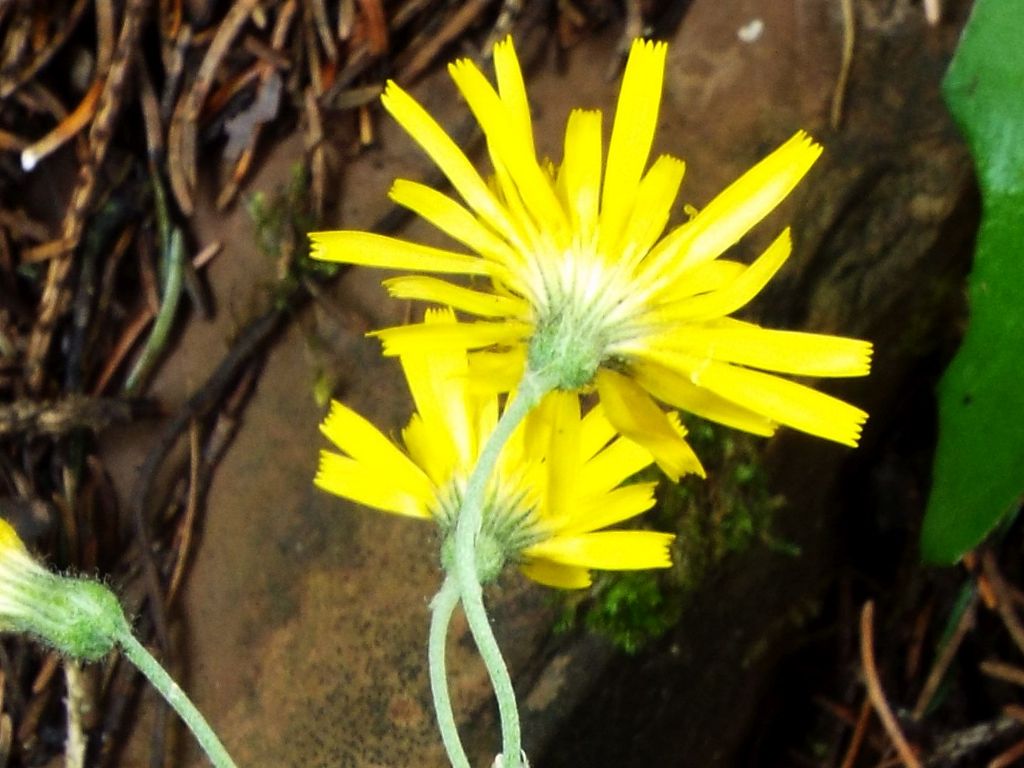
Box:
left=20, top=78, right=103, bottom=172
left=860, top=602, right=922, bottom=768
left=166, top=420, right=201, bottom=605
left=990, top=738, right=1024, bottom=768
left=25, top=0, right=150, bottom=392
left=0, top=396, right=153, bottom=437
left=981, top=660, right=1024, bottom=688
left=0, top=0, right=90, bottom=98
left=167, top=0, right=262, bottom=214
left=983, top=550, right=1024, bottom=657
left=831, top=0, right=856, bottom=129
left=912, top=591, right=977, bottom=719
left=840, top=699, right=873, bottom=768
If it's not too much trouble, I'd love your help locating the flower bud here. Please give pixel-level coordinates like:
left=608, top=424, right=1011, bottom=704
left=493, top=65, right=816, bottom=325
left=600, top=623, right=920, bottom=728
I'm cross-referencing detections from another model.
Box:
left=0, top=519, right=129, bottom=661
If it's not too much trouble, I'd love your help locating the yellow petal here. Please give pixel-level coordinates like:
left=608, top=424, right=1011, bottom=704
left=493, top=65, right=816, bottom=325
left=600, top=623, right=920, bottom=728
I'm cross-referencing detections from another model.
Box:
left=524, top=531, right=675, bottom=570
left=557, top=483, right=659, bottom=536
left=686, top=357, right=869, bottom=446
left=579, top=402, right=617, bottom=461
left=467, top=347, right=527, bottom=392
left=475, top=384, right=499, bottom=455
left=682, top=131, right=820, bottom=271
left=560, top=109, right=603, bottom=239
left=519, top=389, right=557, bottom=466
left=644, top=259, right=747, bottom=304
left=380, top=80, right=518, bottom=242
left=399, top=323, right=476, bottom=468
left=315, top=452, right=432, bottom=519
left=372, top=319, right=531, bottom=356
left=388, top=179, right=521, bottom=268
left=402, top=414, right=452, bottom=487
left=496, top=415, right=531, bottom=486
left=383, top=275, right=526, bottom=318
left=311, top=231, right=493, bottom=276
left=541, top=392, right=581, bottom=521
left=448, top=58, right=568, bottom=239
left=579, top=433, right=659, bottom=496
left=493, top=36, right=535, bottom=160
left=595, top=368, right=705, bottom=481
left=615, top=154, right=686, bottom=267
left=654, top=228, right=791, bottom=321
left=489, top=155, right=546, bottom=267
left=518, top=560, right=592, bottom=589
left=652, top=319, right=873, bottom=377
left=319, top=401, right=434, bottom=498
left=0, top=519, right=27, bottom=553
left=630, top=356, right=777, bottom=436
left=600, top=39, right=668, bottom=248
left=647, top=131, right=821, bottom=279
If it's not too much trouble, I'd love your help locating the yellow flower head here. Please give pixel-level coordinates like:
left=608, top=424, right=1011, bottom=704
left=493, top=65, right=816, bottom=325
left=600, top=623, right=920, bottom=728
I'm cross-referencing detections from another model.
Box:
left=311, top=37, right=872, bottom=479
left=315, top=309, right=676, bottom=589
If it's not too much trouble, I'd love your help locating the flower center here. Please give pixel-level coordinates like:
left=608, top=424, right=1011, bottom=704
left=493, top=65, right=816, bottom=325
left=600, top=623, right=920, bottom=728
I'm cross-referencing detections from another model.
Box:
left=523, top=241, right=645, bottom=387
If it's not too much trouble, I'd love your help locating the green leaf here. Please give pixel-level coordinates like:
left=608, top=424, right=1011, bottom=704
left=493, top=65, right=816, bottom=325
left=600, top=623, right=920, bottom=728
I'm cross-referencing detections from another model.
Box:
left=922, top=0, right=1024, bottom=563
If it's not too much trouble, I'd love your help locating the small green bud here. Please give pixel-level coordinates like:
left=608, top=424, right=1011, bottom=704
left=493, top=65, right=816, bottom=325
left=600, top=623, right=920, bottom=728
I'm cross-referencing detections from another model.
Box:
left=43, top=578, right=130, bottom=661
left=0, top=519, right=129, bottom=661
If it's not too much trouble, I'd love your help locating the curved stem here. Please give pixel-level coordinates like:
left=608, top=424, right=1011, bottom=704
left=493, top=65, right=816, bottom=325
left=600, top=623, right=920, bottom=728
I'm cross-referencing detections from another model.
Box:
left=117, top=630, right=238, bottom=768
left=429, top=576, right=471, bottom=768
left=451, top=367, right=555, bottom=768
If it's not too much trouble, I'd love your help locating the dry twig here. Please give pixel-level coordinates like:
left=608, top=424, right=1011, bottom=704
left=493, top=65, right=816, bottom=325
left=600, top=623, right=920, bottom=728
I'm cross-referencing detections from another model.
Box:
left=912, top=590, right=977, bottom=720
left=981, top=660, right=1024, bottom=688
left=983, top=550, right=1024, bottom=657
left=166, top=420, right=202, bottom=605
left=840, top=699, right=873, bottom=768
left=63, top=662, right=87, bottom=768
left=20, top=78, right=103, bottom=172
left=831, top=0, right=856, bottom=129
left=0, top=0, right=90, bottom=98
left=25, top=0, right=149, bottom=391
left=397, top=0, right=490, bottom=83
left=0, top=395, right=153, bottom=437
left=168, top=0, right=262, bottom=214
left=861, top=602, right=922, bottom=768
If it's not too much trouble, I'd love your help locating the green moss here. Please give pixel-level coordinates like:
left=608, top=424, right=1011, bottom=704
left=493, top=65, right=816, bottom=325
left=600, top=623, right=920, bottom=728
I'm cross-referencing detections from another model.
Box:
left=557, top=417, right=793, bottom=654
left=581, top=572, right=678, bottom=655
left=663, top=419, right=793, bottom=592
left=247, top=162, right=338, bottom=306
left=247, top=162, right=343, bottom=406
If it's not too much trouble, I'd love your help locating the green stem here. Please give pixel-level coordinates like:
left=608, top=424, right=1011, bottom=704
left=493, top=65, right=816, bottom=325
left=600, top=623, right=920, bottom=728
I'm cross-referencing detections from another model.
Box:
left=117, top=630, right=238, bottom=768
left=428, top=576, right=471, bottom=768
left=451, top=367, right=555, bottom=768
left=123, top=227, right=184, bottom=395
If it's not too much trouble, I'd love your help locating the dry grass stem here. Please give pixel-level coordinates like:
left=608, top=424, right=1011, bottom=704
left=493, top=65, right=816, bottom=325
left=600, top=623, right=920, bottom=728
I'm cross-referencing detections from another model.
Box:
left=861, top=602, right=922, bottom=768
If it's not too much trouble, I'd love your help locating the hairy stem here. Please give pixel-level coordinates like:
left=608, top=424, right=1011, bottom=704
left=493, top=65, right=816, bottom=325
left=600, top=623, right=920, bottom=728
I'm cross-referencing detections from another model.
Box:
left=429, top=575, right=471, bottom=768
left=451, top=367, right=555, bottom=767
left=118, top=630, right=238, bottom=768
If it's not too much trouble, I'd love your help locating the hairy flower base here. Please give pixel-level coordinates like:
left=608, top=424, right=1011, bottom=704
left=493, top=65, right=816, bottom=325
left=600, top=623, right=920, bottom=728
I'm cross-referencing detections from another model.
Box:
left=315, top=309, right=675, bottom=589
left=0, top=520, right=129, bottom=660
left=311, top=37, right=873, bottom=471
left=527, top=305, right=607, bottom=390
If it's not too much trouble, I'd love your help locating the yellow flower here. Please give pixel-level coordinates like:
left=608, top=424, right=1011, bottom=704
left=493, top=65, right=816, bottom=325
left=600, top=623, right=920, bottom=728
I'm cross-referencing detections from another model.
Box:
left=311, top=37, right=872, bottom=479
left=315, top=309, right=677, bottom=589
